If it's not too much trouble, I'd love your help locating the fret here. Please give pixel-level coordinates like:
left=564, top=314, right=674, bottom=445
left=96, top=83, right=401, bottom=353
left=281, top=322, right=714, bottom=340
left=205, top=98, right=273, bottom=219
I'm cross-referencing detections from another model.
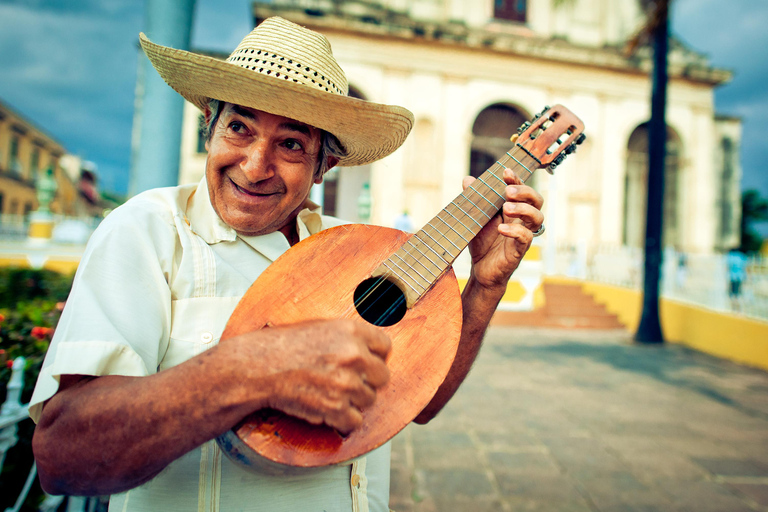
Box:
left=506, top=152, right=534, bottom=178
left=387, top=257, right=428, bottom=290
left=476, top=176, right=506, bottom=202
left=489, top=170, right=507, bottom=185
left=468, top=185, right=499, bottom=209
left=422, top=227, right=455, bottom=259
left=428, top=222, right=462, bottom=252
left=453, top=201, right=487, bottom=226
left=392, top=252, right=431, bottom=284
left=411, top=234, right=450, bottom=265
left=436, top=215, right=470, bottom=243
left=400, top=244, right=440, bottom=277
left=382, top=261, right=422, bottom=295
left=443, top=208, right=473, bottom=234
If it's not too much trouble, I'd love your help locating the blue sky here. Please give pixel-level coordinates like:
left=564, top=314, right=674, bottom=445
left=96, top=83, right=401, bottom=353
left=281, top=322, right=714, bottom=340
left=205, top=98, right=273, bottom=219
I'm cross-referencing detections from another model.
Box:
left=1, top=0, right=766, bottom=205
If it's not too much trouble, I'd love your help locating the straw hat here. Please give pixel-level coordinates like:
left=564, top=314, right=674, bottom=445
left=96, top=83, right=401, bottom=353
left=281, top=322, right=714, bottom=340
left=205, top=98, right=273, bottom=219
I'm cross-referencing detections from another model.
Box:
left=139, top=16, right=414, bottom=167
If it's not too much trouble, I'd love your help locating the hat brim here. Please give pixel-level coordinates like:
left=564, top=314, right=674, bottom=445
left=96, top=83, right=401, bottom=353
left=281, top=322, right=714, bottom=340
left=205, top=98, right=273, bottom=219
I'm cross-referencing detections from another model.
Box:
left=140, top=33, right=413, bottom=167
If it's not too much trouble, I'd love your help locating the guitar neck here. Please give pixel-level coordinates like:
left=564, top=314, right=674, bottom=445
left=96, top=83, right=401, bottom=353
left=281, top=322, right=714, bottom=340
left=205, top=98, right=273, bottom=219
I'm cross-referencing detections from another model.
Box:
left=372, top=144, right=540, bottom=305
left=372, top=104, right=585, bottom=308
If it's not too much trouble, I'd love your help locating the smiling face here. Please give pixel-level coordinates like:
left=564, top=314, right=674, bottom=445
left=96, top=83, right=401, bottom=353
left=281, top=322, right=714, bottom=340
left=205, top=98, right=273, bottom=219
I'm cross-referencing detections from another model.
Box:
left=204, top=103, right=325, bottom=241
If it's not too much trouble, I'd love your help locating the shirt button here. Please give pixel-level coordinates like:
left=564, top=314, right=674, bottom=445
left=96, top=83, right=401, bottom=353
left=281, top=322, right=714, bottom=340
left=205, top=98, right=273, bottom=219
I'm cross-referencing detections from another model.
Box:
left=201, top=332, right=213, bottom=343
left=350, top=474, right=360, bottom=487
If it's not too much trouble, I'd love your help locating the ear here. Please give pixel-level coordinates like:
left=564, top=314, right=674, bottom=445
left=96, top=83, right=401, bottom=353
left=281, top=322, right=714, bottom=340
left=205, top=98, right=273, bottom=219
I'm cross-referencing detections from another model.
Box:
left=315, top=156, right=339, bottom=184
left=203, top=105, right=212, bottom=125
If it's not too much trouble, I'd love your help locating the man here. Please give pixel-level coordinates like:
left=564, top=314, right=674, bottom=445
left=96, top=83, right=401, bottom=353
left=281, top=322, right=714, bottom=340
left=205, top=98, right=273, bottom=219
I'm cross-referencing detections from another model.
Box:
left=30, top=17, right=544, bottom=512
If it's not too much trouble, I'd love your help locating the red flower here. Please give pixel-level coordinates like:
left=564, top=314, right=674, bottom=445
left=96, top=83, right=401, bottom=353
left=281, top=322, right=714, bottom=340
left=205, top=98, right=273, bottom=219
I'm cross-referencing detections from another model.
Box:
left=31, top=326, right=54, bottom=340
left=5, top=360, right=12, bottom=369
left=0, top=313, right=5, bottom=323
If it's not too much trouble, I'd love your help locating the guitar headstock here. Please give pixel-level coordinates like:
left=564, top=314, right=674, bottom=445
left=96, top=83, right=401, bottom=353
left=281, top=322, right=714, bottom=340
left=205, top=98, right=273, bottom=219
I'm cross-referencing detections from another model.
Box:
left=515, top=105, right=586, bottom=174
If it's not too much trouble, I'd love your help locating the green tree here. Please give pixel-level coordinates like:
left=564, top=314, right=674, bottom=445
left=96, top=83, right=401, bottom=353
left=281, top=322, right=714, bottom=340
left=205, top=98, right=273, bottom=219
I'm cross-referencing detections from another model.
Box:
left=740, top=189, right=768, bottom=254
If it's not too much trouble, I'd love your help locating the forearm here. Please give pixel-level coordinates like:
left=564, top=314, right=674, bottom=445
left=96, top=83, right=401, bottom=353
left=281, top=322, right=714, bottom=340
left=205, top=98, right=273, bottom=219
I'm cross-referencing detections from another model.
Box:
left=33, top=319, right=390, bottom=495
left=414, top=276, right=505, bottom=423
left=33, top=343, right=266, bottom=496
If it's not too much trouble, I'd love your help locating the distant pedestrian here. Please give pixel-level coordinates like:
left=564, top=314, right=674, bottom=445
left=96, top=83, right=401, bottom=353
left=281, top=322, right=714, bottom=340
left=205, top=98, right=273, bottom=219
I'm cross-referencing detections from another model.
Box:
left=676, top=252, right=688, bottom=290
left=394, top=210, right=414, bottom=232
left=726, top=248, right=747, bottom=309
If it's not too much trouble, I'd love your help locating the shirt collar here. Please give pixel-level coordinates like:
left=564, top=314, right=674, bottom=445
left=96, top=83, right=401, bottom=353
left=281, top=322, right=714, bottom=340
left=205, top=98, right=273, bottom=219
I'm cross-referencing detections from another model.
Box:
left=185, top=177, right=325, bottom=262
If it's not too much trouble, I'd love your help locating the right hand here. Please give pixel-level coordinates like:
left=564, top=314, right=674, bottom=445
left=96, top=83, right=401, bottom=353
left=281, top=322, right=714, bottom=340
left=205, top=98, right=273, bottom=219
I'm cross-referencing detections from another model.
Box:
left=228, top=319, right=391, bottom=434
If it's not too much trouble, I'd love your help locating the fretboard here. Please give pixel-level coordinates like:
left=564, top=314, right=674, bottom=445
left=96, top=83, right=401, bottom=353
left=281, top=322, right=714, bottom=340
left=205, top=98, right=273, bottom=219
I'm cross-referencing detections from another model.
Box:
left=372, top=143, right=540, bottom=306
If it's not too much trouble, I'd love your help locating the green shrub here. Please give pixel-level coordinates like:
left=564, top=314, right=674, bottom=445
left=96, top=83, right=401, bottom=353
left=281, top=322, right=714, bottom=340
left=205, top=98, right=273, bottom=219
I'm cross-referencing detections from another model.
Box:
left=1, top=267, right=73, bottom=512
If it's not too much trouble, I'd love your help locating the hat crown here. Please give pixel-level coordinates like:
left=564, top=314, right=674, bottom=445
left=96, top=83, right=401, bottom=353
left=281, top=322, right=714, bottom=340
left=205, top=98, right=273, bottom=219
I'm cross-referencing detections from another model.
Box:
left=226, top=17, right=348, bottom=97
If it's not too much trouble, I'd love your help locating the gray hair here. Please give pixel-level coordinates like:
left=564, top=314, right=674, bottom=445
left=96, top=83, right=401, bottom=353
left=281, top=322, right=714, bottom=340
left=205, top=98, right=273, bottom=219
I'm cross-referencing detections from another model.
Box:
left=204, top=99, right=346, bottom=180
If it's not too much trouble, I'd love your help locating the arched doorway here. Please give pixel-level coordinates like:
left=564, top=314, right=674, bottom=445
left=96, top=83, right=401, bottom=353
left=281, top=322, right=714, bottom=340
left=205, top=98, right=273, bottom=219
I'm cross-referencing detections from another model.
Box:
left=623, top=123, right=683, bottom=248
left=321, top=85, right=372, bottom=221
left=469, top=104, right=534, bottom=186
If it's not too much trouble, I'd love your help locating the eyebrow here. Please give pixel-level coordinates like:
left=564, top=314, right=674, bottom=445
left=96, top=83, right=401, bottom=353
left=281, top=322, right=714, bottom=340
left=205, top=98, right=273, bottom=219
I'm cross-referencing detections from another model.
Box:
left=229, top=104, right=313, bottom=137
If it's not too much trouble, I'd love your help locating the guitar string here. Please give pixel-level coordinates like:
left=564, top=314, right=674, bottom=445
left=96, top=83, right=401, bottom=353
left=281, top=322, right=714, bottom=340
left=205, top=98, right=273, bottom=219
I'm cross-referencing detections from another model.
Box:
left=352, top=145, right=539, bottom=326
left=353, top=145, right=539, bottom=326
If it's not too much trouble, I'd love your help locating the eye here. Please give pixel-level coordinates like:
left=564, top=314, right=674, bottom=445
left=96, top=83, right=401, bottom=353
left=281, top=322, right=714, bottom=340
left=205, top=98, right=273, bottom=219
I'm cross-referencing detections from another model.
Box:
left=283, top=139, right=304, bottom=151
left=228, top=121, right=246, bottom=133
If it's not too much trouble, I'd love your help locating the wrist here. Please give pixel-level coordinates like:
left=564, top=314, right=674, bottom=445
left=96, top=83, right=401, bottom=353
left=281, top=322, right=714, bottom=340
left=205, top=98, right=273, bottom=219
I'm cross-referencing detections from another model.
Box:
left=464, top=272, right=508, bottom=304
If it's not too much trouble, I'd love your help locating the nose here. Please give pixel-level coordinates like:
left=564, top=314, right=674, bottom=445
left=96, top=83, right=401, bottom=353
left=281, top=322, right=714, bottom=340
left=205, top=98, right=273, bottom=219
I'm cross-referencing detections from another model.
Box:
left=240, top=140, right=276, bottom=183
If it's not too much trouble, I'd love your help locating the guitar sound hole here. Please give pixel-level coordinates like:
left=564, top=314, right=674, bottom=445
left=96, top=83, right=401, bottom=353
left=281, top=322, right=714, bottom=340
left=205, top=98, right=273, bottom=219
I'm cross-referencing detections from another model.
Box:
left=353, top=277, right=407, bottom=327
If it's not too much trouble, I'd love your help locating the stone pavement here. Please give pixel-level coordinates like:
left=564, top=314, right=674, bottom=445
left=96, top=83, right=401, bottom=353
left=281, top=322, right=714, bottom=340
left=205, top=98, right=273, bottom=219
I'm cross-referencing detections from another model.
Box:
left=389, top=327, right=768, bottom=512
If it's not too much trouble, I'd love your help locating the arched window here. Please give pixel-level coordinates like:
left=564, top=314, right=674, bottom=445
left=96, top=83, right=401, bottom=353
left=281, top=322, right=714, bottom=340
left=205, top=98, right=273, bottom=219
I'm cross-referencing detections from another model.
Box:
left=469, top=103, right=531, bottom=183
left=623, top=123, right=682, bottom=249
left=494, top=0, right=527, bottom=22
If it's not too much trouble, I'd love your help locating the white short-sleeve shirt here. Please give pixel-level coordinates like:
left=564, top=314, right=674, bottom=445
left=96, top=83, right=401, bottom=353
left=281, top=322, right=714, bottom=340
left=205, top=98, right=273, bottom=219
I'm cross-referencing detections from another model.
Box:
left=30, top=178, right=391, bottom=512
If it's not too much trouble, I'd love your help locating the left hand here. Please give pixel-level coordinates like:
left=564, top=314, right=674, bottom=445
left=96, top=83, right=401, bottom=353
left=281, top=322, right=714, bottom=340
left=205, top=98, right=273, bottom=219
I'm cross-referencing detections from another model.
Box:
left=463, top=168, right=544, bottom=292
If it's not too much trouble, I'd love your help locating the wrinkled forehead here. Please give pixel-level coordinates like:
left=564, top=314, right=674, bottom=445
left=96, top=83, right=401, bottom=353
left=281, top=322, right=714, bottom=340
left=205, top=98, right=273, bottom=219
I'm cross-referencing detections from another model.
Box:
left=219, top=102, right=319, bottom=138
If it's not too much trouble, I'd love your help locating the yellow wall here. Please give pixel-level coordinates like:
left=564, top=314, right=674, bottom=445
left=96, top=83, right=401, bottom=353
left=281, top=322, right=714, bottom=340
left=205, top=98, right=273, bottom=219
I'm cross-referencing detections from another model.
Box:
left=548, top=276, right=768, bottom=372
left=0, top=176, right=36, bottom=214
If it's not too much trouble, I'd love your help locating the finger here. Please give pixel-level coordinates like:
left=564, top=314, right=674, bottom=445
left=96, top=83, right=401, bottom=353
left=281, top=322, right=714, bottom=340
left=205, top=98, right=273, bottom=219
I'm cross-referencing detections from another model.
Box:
left=498, top=221, right=534, bottom=245
left=360, top=357, right=390, bottom=389
left=328, top=405, right=364, bottom=436
left=462, top=176, right=476, bottom=190
left=504, top=184, right=544, bottom=210
left=356, top=322, right=392, bottom=359
left=502, top=202, right=544, bottom=231
left=348, top=380, right=377, bottom=410
left=501, top=167, right=524, bottom=186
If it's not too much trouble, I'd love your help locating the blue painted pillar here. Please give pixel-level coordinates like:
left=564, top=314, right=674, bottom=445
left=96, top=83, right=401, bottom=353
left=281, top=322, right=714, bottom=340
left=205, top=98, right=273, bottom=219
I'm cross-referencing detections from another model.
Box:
left=129, top=0, right=196, bottom=196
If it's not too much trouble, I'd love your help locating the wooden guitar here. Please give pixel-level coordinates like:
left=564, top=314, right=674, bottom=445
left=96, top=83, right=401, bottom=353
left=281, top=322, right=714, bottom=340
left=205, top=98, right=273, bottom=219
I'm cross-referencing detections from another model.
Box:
left=216, top=104, right=585, bottom=474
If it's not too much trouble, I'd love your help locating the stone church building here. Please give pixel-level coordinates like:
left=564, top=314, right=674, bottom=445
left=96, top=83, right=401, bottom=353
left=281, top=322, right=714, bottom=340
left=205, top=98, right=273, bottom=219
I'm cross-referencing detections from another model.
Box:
left=176, top=0, right=741, bottom=258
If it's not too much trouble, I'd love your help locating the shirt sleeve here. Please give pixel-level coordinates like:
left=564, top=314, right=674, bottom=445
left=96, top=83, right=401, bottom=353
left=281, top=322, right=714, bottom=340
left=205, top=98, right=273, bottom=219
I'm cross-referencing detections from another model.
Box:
left=29, top=197, right=178, bottom=423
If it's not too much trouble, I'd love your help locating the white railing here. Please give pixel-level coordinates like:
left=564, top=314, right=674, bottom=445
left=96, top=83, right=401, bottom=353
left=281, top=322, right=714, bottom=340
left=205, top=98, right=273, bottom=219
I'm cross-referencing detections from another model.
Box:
left=1, top=358, right=103, bottom=512
left=551, top=242, right=768, bottom=321
left=0, top=214, right=102, bottom=243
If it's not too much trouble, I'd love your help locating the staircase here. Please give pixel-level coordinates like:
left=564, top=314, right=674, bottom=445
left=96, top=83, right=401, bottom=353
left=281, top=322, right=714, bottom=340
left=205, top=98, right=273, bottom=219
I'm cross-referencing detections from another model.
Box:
left=492, top=282, right=625, bottom=329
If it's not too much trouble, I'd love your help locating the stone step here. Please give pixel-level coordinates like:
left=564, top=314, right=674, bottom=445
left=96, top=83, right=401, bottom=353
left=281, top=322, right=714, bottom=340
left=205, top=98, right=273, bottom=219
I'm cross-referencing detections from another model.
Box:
left=492, top=282, right=625, bottom=329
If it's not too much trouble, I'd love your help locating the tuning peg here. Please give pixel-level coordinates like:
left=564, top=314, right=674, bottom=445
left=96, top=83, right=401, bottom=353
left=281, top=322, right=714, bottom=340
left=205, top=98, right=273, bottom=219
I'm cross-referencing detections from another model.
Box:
left=565, top=143, right=577, bottom=155
left=548, top=153, right=566, bottom=172
left=575, top=133, right=586, bottom=145
left=516, top=121, right=531, bottom=135
left=532, top=106, right=549, bottom=121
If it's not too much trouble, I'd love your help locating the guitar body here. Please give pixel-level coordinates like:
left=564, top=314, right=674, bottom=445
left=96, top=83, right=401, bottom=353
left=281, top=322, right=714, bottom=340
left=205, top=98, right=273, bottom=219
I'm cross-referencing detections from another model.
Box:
left=217, top=223, right=463, bottom=473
